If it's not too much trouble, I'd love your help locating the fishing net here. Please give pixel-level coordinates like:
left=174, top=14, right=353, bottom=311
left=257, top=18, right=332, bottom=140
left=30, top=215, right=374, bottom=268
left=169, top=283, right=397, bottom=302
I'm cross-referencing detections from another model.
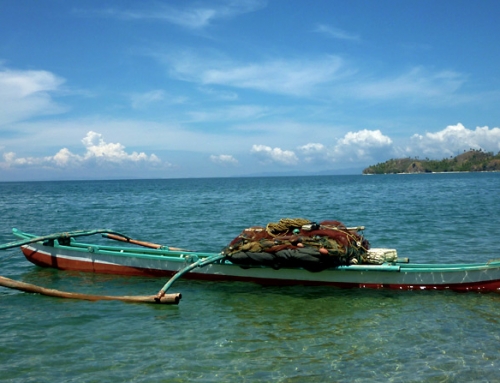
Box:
left=222, top=218, right=372, bottom=271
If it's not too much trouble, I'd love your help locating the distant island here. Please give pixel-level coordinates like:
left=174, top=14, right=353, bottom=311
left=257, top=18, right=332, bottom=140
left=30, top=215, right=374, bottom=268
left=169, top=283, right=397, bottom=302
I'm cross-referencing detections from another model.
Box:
left=363, top=149, right=500, bottom=174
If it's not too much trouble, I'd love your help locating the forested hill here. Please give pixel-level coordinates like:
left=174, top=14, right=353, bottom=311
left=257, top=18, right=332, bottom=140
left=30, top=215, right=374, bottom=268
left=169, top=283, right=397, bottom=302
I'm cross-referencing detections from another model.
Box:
left=363, top=150, right=500, bottom=174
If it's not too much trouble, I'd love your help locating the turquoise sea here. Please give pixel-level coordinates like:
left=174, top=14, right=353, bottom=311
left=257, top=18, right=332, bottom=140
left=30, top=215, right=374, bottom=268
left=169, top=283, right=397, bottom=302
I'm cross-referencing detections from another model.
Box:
left=1, top=173, right=499, bottom=382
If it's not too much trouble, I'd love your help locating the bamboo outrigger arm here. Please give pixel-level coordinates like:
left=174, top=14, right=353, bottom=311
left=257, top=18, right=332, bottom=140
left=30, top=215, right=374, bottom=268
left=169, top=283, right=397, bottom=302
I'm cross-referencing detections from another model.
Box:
left=0, top=229, right=132, bottom=251
left=156, top=253, right=226, bottom=300
left=0, top=229, right=182, bottom=304
left=0, top=276, right=181, bottom=304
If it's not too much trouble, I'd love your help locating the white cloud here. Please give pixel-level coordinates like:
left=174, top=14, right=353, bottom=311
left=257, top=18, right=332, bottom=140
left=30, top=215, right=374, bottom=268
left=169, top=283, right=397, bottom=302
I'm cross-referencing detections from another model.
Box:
left=409, top=123, right=500, bottom=157
left=2, top=151, right=40, bottom=166
left=293, top=130, right=394, bottom=165
left=95, top=0, right=266, bottom=29
left=129, top=90, right=188, bottom=109
left=1, top=131, right=162, bottom=169
left=314, top=24, right=360, bottom=42
left=241, top=129, right=394, bottom=169
left=0, top=67, right=66, bottom=125
left=338, top=129, right=393, bottom=147
left=297, top=143, right=327, bottom=163
left=351, top=67, right=466, bottom=102
left=130, top=90, right=166, bottom=109
left=248, top=130, right=393, bottom=168
left=188, top=105, right=270, bottom=122
left=251, top=144, right=298, bottom=165
left=332, top=129, right=393, bottom=161
left=81, top=131, right=160, bottom=163
left=164, top=51, right=468, bottom=106
left=52, top=148, right=81, bottom=166
left=202, top=56, right=344, bottom=96
left=210, top=154, right=238, bottom=165
left=298, top=143, right=326, bottom=154
left=197, top=86, right=238, bottom=101
left=156, top=7, right=217, bottom=29
left=167, top=53, right=345, bottom=97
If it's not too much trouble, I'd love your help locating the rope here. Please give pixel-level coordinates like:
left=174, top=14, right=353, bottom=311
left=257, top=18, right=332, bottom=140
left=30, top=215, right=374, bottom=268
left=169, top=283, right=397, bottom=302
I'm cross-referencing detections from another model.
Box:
left=266, top=218, right=311, bottom=237
left=321, top=223, right=370, bottom=252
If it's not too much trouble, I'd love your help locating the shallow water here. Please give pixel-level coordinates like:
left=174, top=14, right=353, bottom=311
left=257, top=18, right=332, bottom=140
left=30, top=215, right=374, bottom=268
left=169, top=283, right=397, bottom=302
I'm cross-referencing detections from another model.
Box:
left=1, top=173, right=499, bottom=382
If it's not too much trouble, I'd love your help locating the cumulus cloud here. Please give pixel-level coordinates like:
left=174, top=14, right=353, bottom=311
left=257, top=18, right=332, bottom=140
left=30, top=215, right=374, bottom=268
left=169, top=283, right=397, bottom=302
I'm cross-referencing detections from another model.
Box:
left=297, top=143, right=327, bottom=163
left=247, top=130, right=393, bottom=168
left=251, top=145, right=299, bottom=165
left=2, top=151, right=40, bottom=167
left=337, top=129, right=393, bottom=147
left=1, top=131, right=162, bottom=169
left=298, top=143, right=326, bottom=154
left=210, top=154, right=238, bottom=165
left=330, top=129, right=393, bottom=161
left=294, top=130, right=394, bottom=165
left=0, top=67, right=66, bottom=125
left=80, top=131, right=160, bottom=163
left=409, top=123, right=500, bottom=157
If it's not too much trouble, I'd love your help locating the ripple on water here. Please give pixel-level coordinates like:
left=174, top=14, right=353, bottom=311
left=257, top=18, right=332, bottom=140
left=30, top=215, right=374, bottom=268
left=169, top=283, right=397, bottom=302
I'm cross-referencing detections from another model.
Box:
left=1, top=174, right=500, bottom=382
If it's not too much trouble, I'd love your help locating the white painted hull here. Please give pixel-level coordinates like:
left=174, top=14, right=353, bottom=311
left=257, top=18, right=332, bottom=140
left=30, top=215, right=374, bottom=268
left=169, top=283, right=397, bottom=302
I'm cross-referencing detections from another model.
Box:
left=21, top=243, right=500, bottom=292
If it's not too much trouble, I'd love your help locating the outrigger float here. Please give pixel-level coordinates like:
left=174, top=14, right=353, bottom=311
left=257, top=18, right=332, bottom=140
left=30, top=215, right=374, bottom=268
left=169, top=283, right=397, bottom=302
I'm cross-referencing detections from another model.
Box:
left=1, top=218, right=500, bottom=303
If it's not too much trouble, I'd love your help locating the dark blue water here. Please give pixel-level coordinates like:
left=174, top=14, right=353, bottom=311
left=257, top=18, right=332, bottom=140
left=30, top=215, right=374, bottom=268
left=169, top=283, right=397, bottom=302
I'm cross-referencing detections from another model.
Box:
left=1, top=174, right=499, bottom=382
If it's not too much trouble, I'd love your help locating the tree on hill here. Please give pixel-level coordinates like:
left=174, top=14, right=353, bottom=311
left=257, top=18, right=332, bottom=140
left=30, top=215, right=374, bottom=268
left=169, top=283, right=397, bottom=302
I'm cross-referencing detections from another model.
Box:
left=363, top=150, right=500, bottom=174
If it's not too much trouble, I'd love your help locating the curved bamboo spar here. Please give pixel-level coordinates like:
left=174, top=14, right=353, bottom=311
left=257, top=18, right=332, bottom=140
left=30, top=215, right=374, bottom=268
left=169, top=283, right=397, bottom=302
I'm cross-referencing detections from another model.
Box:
left=0, top=276, right=181, bottom=304
left=156, top=253, right=226, bottom=299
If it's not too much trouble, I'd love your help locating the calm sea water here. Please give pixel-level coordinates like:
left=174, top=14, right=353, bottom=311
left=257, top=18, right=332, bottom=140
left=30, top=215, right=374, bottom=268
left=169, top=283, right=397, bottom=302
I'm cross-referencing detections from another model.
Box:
left=1, top=173, right=499, bottom=382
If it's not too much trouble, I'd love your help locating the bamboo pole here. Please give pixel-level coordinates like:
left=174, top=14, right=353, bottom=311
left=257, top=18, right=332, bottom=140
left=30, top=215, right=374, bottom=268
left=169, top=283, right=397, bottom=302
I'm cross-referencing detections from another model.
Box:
left=156, top=253, right=226, bottom=299
left=102, top=233, right=188, bottom=251
left=0, top=276, right=181, bottom=304
left=1, top=229, right=130, bottom=251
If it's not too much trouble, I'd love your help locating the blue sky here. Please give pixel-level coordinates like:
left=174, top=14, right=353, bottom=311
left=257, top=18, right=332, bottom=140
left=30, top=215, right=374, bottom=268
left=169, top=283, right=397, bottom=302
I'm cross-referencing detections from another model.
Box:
left=1, top=0, right=500, bottom=181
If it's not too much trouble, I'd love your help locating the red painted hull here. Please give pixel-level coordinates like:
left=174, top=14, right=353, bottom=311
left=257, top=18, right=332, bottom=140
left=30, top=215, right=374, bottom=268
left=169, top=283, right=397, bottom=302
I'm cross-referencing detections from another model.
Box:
left=21, top=245, right=500, bottom=292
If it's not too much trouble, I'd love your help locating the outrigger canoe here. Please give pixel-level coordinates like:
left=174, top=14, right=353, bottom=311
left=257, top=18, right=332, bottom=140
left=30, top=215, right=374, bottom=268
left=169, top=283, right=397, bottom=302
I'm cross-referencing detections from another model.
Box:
left=3, top=227, right=500, bottom=294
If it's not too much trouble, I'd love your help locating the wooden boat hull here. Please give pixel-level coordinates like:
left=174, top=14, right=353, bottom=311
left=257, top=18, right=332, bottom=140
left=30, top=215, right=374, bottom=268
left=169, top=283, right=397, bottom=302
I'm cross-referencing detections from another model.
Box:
left=21, top=243, right=500, bottom=292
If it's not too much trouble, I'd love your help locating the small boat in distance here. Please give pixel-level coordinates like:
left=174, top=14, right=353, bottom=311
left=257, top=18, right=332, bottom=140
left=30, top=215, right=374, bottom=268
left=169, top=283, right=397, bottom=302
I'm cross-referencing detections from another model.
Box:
left=3, top=226, right=500, bottom=293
